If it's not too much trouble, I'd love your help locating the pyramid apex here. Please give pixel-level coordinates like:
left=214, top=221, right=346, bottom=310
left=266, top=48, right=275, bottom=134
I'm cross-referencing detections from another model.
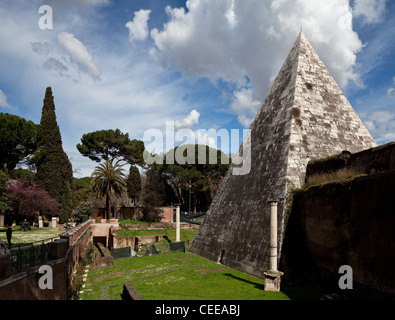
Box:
left=296, top=29, right=309, bottom=43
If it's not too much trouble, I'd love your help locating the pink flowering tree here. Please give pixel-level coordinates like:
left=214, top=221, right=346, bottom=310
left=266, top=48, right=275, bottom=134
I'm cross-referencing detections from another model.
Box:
left=7, top=179, right=60, bottom=220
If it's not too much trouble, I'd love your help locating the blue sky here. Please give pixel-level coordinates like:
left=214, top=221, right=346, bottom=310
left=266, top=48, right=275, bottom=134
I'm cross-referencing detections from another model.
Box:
left=0, top=0, right=394, bottom=177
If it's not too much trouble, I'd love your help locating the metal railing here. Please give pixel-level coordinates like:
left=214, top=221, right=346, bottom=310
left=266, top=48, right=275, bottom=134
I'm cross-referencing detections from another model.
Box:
left=6, top=219, right=93, bottom=273
left=173, top=211, right=206, bottom=225
left=8, top=238, right=58, bottom=273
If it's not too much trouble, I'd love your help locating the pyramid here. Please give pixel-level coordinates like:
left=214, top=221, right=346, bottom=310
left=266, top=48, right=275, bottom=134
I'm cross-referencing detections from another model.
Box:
left=188, top=31, right=377, bottom=279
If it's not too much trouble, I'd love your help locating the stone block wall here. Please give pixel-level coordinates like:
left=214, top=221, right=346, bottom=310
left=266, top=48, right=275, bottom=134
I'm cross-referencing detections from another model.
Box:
left=112, top=234, right=164, bottom=249
left=280, top=171, right=395, bottom=296
left=121, top=283, right=143, bottom=300
left=306, top=142, right=395, bottom=180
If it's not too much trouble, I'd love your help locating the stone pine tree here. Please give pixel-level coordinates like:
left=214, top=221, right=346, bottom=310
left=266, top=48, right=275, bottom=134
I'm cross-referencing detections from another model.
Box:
left=36, top=87, right=73, bottom=223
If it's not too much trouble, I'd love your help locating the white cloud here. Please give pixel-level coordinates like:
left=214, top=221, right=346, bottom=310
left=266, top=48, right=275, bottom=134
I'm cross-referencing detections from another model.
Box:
left=195, top=130, right=217, bottom=149
left=57, top=32, right=101, bottom=80
left=0, top=89, right=12, bottom=109
left=230, top=88, right=261, bottom=127
left=175, top=109, right=200, bottom=130
left=126, top=9, right=152, bottom=45
left=353, top=0, right=386, bottom=24
left=361, top=110, right=395, bottom=143
left=150, top=0, right=366, bottom=127
left=225, top=0, right=237, bottom=28
left=172, top=109, right=219, bottom=150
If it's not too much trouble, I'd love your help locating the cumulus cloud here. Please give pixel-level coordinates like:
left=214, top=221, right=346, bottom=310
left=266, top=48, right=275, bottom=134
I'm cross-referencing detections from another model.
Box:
left=230, top=88, right=261, bottom=127
left=57, top=32, right=101, bottom=80
left=150, top=0, right=367, bottom=127
left=0, top=89, right=12, bottom=109
left=353, top=0, right=387, bottom=24
left=172, top=109, right=218, bottom=149
left=126, top=9, right=152, bottom=45
left=175, top=109, right=200, bottom=129
left=361, top=110, right=395, bottom=143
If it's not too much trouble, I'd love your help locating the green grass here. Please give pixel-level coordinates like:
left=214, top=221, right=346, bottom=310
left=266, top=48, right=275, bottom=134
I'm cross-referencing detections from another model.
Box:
left=117, top=227, right=198, bottom=249
left=81, top=253, right=273, bottom=300
left=302, top=167, right=367, bottom=191
left=119, top=219, right=166, bottom=226
left=79, top=252, right=318, bottom=300
left=119, top=219, right=154, bottom=225
left=0, top=226, right=64, bottom=246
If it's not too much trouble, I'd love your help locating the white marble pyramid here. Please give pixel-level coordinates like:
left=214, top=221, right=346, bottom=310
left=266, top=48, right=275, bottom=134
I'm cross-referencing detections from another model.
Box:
left=189, top=31, right=377, bottom=279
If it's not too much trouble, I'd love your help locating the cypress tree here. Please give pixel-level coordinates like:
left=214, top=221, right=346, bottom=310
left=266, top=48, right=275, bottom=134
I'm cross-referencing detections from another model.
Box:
left=36, top=87, right=73, bottom=222
left=126, top=165, right=142, bottom=205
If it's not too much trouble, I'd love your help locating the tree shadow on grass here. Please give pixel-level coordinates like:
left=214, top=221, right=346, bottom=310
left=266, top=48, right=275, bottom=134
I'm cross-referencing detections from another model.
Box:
left=223, top=273, right=265, bottom=291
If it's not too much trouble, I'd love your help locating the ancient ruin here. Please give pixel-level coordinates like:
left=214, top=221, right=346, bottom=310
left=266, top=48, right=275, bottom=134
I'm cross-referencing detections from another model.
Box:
left=189, top=31, right=377, bottom=279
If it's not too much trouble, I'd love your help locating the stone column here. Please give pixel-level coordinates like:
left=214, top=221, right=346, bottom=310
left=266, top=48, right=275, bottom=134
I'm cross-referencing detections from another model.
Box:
left=269, top=201, right=278, bottom=272
left=175, top=204, right=180, bottom=242
left=264, top=201, right=284, bottom=292
left=38, top=216, right=43, bottom=228
left=51, top=217, right=57, bottom=229
left=0, top=215, right=4, bottom=227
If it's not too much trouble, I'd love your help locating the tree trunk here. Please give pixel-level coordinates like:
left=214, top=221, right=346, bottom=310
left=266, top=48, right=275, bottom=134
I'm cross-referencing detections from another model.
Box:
left=106, top=188, right=111, bottom=221
left=193, top=193, right=197, bottom=213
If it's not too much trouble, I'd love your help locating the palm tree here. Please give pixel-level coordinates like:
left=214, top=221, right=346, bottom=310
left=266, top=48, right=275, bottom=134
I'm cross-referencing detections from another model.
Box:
left=91, top=160, right=126, bottom=220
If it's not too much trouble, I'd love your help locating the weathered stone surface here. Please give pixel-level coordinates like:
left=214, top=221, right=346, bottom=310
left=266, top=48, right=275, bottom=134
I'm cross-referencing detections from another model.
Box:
left=189, top=31, right=377, bottom=279
left=121, top=283, right=144, bottom=300
left=281, top=170, right=395, bottom=296
left=92, top=242, right=113, bottom=269
left=263, top=271, right=284, bottom=292
left=306, top=142, right=395, bottom=179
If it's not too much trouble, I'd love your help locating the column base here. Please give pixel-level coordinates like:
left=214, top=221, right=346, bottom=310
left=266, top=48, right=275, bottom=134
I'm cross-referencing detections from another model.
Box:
left=263, top=270, right=284, bottom=292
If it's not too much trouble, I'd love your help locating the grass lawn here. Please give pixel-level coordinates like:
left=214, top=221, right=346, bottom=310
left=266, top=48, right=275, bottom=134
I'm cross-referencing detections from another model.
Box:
left=80, top=252, right=318, bottom=300
left=0, top=226, right=64, bottom=246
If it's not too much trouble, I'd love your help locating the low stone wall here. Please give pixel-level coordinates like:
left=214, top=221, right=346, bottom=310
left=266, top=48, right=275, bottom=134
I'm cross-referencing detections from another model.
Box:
left=122, top=223, right=168, bottom=231
left=113, top=234, right=164, bottom=250
left=121, top=283, right=143, bottom=300
left=92, top=243, right=113, bottom=269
